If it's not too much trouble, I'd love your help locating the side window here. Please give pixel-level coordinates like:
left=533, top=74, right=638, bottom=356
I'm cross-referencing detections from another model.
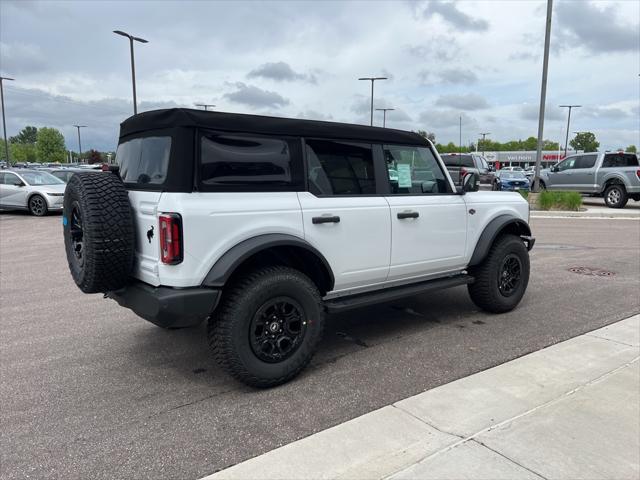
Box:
left=602, top=153, right=639, bottom=168
left=576, top=154, right=597, bottom=169
left=0, top=173, right=5, bottom=184
left=200, top=133, right=297, bottom=189
left=384, top=145, right=452, bottom=194
left=305, top=139, right=375, bottom=195
left=556, top=157, right=576, bottom=171
left=2, top=173, right=20, bottom=185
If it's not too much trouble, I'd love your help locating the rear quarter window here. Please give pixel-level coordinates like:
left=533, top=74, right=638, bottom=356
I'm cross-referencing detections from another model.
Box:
left=199, top=132, right=303, bottom=191
left=441, top=154, right=474, bottom=168
left=602, top=153, right=639, bottom=168
left=117, top=136, right=172, bottom=185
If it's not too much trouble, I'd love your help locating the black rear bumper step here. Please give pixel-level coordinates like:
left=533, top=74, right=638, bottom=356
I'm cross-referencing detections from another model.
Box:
left=324, top=274, right=473, bottom=313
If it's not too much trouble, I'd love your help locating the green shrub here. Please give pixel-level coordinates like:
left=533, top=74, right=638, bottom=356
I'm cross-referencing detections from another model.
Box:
left=518, top=190, right=529, bottom=200
left=537, top=191, right=582, bottom=211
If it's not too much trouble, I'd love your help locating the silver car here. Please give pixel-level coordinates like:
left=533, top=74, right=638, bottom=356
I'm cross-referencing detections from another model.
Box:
left=0, top=169, right=66, bottom=216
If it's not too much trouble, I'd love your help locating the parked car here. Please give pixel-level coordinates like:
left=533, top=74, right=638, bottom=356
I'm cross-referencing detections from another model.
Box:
left=539, top=151, right=640, bottom=208
left=440, top=153, right=493, bottom=185
left=523, top=166, right=536, bottom=180
left=40, top=168, right=86, bottom=183
left=62, top=108, right=534, bottom=388
left=492, top=170, right=531, bottom=191
left=0, top=169, right=66, bottom=215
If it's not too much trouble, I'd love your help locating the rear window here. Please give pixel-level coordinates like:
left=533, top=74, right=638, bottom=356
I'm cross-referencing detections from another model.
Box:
left=441, top=154, right=474, bottom=168
left=602, top=153, right=639, bottom=168
left=116, top=136, right=172, bottom=185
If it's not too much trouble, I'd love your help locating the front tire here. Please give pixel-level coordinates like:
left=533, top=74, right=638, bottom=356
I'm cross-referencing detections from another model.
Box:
left=468, top=234, right=530, bottom=313
left=28, top=195, right=48, bottom=216
left=603, top=184, right=628, bottom=209
left=208, top=266, right=325, bottom=388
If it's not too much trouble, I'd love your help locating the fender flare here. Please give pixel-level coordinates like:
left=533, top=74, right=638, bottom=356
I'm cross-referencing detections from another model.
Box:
left=201, top=233, right=335, bottom=290
left=601, top=175, right=627, bottom=193
left=468, top=215, right=532, bottom=267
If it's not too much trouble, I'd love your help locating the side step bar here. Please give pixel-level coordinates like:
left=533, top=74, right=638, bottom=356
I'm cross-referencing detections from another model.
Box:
left=324, top=274, right=474, bottom=313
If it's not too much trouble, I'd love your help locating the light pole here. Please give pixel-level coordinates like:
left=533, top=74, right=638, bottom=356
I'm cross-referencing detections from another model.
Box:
left=113, top=30, right=148, bottom=115
left=358, top=76, right=387, bottom=126
left=375, top=108, right=394, bottom=127
left=532, top=0, right=553, bottom=192
left=0, top=76, right=14, bottom=164
left=73, top=125, right=86, bottom=163
left=195, top=103, right=216, bottom=111
left=479, top=132, right=491, bottom=156
left=559, top=104, right=581, bottom=157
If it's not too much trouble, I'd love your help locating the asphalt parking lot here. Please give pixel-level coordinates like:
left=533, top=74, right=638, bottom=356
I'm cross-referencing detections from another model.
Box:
left=1, top=212, right=639, bottom=480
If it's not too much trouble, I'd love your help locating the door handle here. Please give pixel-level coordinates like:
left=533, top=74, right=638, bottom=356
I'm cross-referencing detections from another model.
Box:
left=397, top=211, right=419, bottom=219
left=312, top=215, right=340, bottom=224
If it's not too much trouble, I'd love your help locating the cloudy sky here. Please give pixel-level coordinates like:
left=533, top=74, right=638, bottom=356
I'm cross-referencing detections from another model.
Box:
left=1, top=0, right=638, bottom=152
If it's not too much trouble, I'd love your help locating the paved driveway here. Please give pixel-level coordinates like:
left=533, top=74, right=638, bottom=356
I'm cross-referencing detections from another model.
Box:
left=1, top=213, right=638, bottom=479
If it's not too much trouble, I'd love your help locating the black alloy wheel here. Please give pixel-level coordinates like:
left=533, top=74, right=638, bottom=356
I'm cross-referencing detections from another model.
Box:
left=249, top=297, right=307, bottom=363
left=69, top=203, right=84, bottom=269
left=497, top=253, right=522, bottom=297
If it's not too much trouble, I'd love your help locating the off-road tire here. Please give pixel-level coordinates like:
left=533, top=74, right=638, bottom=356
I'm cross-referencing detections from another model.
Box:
left=28, top=194, right=48, bottom=216
left=603, top=184, right=628, bottom=209
left=63, top=172, right=134, bottom=293
left=468, top=234, right=530, bottom=313
left=208, top=266, right=324, bottom=388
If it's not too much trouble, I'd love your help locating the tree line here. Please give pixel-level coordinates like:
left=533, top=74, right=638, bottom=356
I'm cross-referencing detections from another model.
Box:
left=0, top=126, right=110, bottom=164
left=417, top=130, right=636, bottom=154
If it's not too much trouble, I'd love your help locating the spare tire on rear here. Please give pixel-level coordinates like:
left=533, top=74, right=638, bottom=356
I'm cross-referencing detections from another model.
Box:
left=63, top=172, right=135, bottom=293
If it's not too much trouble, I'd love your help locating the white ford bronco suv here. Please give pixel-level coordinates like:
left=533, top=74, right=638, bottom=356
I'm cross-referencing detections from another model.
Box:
left=63, top=109, right=534, bottom=387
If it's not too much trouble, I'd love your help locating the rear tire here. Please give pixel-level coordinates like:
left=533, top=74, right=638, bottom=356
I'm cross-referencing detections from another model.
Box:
left=603, top=184, right=628, bottom=209
left=468, top=234, right=530, bottom=313
left=208, top=266, right=324, bottom=388
left=63, top=172, right=135, bottom=293
left=28, top=195, right=48, bottom=216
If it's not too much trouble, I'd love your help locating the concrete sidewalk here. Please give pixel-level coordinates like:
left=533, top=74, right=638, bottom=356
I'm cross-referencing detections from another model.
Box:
left=205, top=315, right=640, bottom=480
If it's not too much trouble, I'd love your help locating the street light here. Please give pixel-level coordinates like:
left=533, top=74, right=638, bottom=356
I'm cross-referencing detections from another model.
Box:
left=113, top=30, right=148, bottom=115
left=375, top=108, right=394, bottom=128
left=73, top=125, right=87, bottom=163
left=195, top=103, right=216, bottom=111
left=559, top=104, right=581, bottom=157
left=0, top=76, right=14, bottom=164
left=358, top=76, right=387, bottom=126
left=479, top=132, right=491, bottom=156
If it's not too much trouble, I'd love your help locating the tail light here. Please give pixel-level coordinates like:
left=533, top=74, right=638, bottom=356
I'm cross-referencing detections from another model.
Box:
left=460, top=167, right=468, bottom=178
left=636, top=169, right=640, bottom=180
left=159, top=213, right=183, bottom=265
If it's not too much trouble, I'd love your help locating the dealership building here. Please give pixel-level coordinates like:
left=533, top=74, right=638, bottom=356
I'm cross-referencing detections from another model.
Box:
left=482, top=150, right=580, bottom=168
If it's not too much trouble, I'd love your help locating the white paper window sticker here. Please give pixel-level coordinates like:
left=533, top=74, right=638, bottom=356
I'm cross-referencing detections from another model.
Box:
left=397, top=164, right=412, bottom=188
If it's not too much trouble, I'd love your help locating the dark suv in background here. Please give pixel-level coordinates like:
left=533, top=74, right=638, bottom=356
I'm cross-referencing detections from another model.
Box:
left=441, top=153, right=493, bottom=184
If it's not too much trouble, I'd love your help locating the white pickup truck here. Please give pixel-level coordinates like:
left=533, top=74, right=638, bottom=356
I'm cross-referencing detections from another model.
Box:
left=539, top=151, right=640, bottom=208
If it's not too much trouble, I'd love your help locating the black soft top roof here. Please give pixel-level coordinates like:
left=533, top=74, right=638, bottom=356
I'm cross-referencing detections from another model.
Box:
left=119, top=108, right=426, bottom=145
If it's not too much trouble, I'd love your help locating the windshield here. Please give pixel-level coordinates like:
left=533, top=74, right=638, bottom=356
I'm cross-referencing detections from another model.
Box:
left=20, top=171, right=65, bottom=185
left=441, top=154, right=474, bottom=168
left=500, top=171, right=527, bottom=179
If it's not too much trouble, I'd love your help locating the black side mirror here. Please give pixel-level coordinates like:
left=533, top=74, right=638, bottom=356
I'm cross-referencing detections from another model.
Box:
left=551, top=165, right=559, bottom=173
left=462, top=172, right=480, bottom=192
left=14, top=181, right=24, bottom=187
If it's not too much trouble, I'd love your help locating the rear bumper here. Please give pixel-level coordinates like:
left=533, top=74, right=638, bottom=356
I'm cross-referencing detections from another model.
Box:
left=107, top=281, right=221, bottom=328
